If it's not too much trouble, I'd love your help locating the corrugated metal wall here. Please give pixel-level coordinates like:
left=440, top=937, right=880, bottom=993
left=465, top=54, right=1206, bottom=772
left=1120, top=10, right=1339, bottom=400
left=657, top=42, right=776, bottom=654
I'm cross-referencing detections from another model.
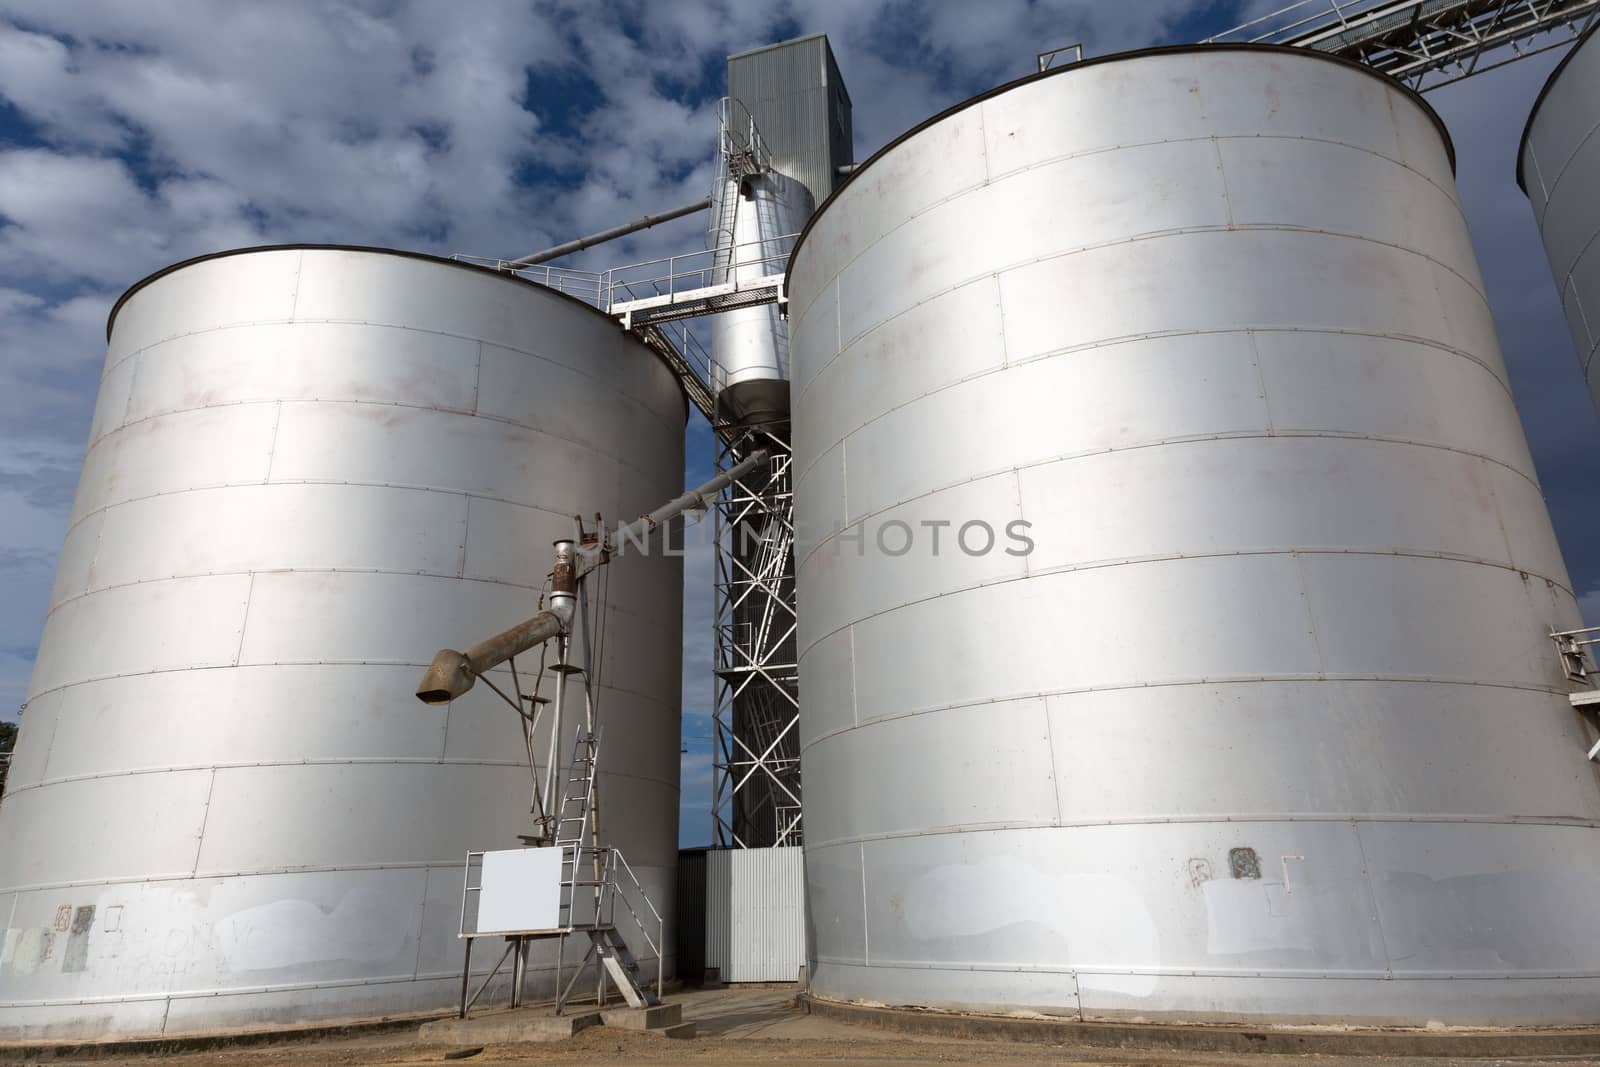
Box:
left=728, top=34, right=853, bottom=207
left=704, top=846, right=806, bottom=982
left=675, top=849, right=707, bottom=981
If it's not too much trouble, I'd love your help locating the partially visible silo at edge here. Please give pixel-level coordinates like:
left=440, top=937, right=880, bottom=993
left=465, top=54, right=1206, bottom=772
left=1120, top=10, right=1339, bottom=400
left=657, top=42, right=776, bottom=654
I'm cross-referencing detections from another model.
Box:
left=0, top=247, right=687, bottom=1041
left=1519, top=22, right=1600, bottom=417
left=787, top=45, right=1600, bottom=1026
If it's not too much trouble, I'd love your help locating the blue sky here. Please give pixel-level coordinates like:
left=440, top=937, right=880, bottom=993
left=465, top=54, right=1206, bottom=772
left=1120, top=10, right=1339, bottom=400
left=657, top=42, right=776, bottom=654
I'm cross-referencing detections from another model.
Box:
left=0, top=1, right=1597, bottom=849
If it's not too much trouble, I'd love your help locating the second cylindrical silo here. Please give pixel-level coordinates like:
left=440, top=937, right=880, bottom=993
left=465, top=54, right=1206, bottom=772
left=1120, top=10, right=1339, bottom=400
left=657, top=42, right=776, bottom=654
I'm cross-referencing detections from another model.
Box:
left=0, top=247, right=686, bottom=1040
left=1519, top=23, right=1600, bottom=416
left=788, top=46, right=1600, bottom=1026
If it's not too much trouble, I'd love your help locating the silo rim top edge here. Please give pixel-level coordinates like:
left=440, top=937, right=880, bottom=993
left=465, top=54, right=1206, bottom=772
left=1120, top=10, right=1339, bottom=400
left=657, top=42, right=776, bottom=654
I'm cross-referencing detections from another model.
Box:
left=786, top=42, right=1456, bottom=279
left=102, top=243, right=690, bottom=422
left=1514, top=19, right=1598, bottom=194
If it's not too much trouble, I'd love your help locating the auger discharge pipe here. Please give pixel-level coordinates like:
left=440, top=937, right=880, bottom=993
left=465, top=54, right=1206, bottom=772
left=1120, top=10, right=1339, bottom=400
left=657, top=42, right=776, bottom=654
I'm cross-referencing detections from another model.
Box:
left=413, top=449, right=770, bottom=705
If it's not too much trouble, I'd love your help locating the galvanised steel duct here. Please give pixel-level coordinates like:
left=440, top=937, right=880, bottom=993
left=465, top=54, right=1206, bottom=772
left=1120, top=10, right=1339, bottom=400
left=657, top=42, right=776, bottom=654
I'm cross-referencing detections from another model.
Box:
left=787, top=45, right=1600, bottom=1026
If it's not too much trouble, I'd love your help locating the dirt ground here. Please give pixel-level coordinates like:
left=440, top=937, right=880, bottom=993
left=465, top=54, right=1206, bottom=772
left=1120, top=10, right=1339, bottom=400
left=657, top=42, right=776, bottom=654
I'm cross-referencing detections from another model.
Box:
left=26, top=987, right=1600, bottom=1067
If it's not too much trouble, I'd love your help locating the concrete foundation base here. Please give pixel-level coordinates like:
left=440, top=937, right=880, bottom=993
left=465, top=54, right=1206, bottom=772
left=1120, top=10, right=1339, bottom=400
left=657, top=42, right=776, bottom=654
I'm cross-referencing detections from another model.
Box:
left=418, top=1010, right=601, bottom=1044
left=417, top=1002, right=693, bottom=1045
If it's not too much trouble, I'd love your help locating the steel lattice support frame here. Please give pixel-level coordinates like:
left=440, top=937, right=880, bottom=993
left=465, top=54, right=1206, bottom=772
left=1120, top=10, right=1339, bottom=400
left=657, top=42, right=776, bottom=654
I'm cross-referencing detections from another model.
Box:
left=710, top=420, right=801, bottom=848
left=1206, top=0, right=1600, bottom=91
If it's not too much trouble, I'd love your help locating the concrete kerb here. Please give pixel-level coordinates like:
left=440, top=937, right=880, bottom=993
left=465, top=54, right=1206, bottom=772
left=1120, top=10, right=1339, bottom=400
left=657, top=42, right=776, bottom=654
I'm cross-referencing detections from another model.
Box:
left=0, top=1011, right=451, bottom=1062
left=797, top=994, right=1600, bottom=1058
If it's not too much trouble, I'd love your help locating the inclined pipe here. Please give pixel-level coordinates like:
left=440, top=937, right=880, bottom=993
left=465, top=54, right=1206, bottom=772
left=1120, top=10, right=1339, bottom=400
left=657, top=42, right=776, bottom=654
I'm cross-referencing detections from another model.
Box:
left=414, top=449, right=770, bottom=705
left=596, top=448, right=770, bottom=560
left=509, top=197, right=712, bottom=267
left=416, top=540, right=577, bottom=704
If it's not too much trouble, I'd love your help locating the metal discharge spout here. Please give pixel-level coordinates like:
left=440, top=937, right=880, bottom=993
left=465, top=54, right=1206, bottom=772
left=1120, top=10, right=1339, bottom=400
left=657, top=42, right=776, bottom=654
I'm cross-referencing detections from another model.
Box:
left=416, top=541, right=578, bottom=703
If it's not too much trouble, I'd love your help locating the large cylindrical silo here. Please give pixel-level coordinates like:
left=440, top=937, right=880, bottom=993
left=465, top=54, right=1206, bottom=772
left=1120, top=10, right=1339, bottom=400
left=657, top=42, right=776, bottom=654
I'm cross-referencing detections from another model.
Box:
left=1519, top=24, right=1600, bottom=415
left=788, top=46, right=1600, bottom=1026
left=0, top=247, right=686, bottom=1040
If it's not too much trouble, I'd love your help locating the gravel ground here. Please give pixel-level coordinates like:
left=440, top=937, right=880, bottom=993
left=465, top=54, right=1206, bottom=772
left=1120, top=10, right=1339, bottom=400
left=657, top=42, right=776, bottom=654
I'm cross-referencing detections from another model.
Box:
left=18, top=987, right=1600, bottom=1067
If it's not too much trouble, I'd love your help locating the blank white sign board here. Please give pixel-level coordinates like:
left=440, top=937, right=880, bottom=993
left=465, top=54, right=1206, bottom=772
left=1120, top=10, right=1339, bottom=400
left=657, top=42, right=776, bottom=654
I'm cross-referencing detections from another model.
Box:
left=476, top=847, right=564, bottom=934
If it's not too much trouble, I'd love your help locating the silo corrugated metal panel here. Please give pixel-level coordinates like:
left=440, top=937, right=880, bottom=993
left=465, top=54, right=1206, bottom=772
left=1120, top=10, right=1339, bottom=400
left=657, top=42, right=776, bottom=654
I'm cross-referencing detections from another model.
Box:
left=787, top=46, right=1600, bottom=1026
left=1519, top=24, right=1600, bottom=415
left=675, top=849, right=708, bottom=981
left=705, top=847, right=805, bottom=983
left=728, top=34, right=853, bottom=206
left=0, top=247, right=686, bottom=1041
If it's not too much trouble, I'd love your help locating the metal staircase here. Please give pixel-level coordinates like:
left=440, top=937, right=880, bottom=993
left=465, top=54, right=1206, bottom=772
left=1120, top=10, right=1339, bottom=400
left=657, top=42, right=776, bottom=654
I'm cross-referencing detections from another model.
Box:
left=549, top=723, right=662, bottom=1011
left=589, top=927, right=657, bottom=1009
left=707, top=97, right=771, bottom=277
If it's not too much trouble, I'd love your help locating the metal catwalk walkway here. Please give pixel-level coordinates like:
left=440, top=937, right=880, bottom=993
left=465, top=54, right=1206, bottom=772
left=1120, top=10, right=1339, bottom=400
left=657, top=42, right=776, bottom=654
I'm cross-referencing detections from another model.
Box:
left=1205, top=0, right=1600, bottom=91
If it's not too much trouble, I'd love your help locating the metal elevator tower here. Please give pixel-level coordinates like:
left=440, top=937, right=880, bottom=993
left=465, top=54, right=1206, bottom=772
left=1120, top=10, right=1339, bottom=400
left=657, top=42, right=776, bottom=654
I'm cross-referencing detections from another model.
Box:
left=710, top=35, right=852, bottom=848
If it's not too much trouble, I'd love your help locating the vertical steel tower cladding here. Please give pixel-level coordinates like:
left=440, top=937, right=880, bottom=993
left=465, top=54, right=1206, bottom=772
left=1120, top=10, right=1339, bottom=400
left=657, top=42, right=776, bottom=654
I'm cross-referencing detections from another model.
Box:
left=787, top=47, right=1600, bottom=1025
left=0, top=247, right=686, bottom=1040
left=1520, top=23, right=1600, bottom=416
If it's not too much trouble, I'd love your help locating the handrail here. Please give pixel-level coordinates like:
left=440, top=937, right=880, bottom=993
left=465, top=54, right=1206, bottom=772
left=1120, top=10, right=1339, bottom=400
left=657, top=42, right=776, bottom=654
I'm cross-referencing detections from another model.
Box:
left=606, top=847, right=665, bottom=1002
left=1201, top=0, right=1600, bottom=92
left=602, top=230, right=798, bottom=312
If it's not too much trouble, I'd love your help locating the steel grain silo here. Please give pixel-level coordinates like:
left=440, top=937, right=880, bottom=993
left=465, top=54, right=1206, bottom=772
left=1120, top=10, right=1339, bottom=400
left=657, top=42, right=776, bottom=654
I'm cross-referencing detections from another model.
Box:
left=1520, top=24, right=1600, bottom=416
left=787, top=47, right=1600, bottom=1025
left=0, top=247, right=686, bottom=1040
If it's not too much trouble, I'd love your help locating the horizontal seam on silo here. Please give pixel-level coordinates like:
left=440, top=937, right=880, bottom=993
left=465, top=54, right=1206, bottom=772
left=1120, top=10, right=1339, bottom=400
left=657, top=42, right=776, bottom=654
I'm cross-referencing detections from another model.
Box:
left=99, top=319, right=683, bottom=438
left=794, top=132, right=1461, bottom=313
left=794, top=434, right=1548, bottom=575
left=832, top=224, right=1492, bottom=356
left=3, top=758, right=526, bottom=794
left=0, top=858, right=675, bottom=900
left=19, top=660, right=680, bottom=712
left=81, top=395, right=678, bottom=485
left=791, top=328, right=1519, bottom=492
left=38, top=562, right=689, bottom=635
left=0, top=950, right=684, bottom=1009
left=795, top=258, right=1504, bottom=431
left=0, top=862, right=443, bottom=896
left=1555, top=225, right=1600, bottom=298
left=42, top=567, right=542, bottom=620
left=797, top=545, right=1570, bottom=640
left=798, top=674, right=1574, bottom=749
left=981, top=132, right=1459, bottom=207
left=810, top=956, right=1600, bottom=981
left=1534, top=118, right=1600, bottom=214
left=54, top=478, right=630, bottom=553
left=89, top=761, right=669, bottom=799
left=800, top=143, right=1472, bottom=322
left=797, top=545, right=1574, bottom=654
left=803, top=813, right=1600, bottom=851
